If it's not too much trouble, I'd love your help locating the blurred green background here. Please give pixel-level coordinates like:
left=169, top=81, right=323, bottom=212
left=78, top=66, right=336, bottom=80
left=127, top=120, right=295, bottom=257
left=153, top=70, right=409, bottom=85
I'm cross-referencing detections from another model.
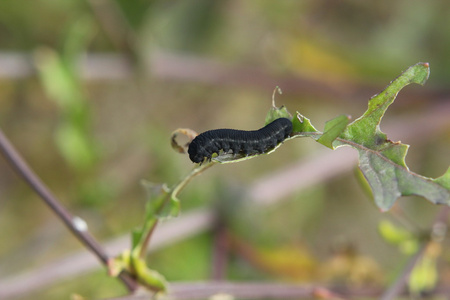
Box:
left=0, top=1, right=449, bottom=299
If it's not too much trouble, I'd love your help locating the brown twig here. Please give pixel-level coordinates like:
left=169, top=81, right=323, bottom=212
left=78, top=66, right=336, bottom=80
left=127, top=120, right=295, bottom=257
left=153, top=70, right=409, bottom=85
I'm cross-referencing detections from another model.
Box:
left=0, top=208, right=215, bottom=299
left=0, top=128, right=138, bottom=292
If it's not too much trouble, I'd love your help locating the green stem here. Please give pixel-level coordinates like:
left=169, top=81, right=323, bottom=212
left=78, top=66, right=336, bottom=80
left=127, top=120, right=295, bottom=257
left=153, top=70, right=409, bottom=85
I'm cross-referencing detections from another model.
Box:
left=137, top=161, right=216, bottom=259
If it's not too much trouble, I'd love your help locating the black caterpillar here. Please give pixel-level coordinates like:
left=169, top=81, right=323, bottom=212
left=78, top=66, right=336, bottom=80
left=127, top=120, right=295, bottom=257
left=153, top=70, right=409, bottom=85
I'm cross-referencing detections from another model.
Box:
left=188, top=117, right=293, bottom=163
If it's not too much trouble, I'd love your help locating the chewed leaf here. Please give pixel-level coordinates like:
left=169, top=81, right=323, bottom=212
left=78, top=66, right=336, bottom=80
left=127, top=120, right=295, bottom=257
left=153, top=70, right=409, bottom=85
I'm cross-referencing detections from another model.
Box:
left=357, top=150, right=449, bottom=211
left=334, top=62, right=450, bottom=211
left=339, top=62, right=430, bottom=148
left=265, top=105, right=292, bottom=124
left=317, top=115, right=350, bottom=149
left=292, top=112, right=319, bottom=134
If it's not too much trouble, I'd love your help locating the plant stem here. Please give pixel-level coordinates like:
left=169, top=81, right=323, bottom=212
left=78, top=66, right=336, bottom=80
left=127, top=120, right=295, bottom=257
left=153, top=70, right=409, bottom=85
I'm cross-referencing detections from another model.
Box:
left=0, top=128, right=137, bottom=292
left=138, top=162, right=215, bottom=259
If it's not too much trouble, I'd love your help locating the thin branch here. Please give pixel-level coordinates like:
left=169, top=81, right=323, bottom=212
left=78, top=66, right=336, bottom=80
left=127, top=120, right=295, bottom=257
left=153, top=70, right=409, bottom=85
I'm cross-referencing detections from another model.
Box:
left=0, top=208, right=215, bottom=300
left=0, top=128, right=138, bottom=292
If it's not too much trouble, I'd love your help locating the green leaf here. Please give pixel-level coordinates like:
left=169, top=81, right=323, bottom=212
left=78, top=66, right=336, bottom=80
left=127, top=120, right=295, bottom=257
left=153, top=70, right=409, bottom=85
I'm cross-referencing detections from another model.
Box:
left=292, top=112, right=319, bottom=134
left=333, top=63, right=450, bottom=211
left=339, top=62, right=430, bottom=148
left=131, top=182, right=179, bottom=258
left=265, top=105, right=291, bottom=124
left=141, top=181, right=179, bottom=219
left=317, top=114, right=350, bottom=149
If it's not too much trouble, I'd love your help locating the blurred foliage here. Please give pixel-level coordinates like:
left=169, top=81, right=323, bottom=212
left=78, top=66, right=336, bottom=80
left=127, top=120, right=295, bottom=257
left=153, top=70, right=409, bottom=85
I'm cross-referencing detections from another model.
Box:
left=0, top=1, right=449, bottom=299
left=32, top=14, right=114, bottom=207
left=409, top=242, right=440, bottom=295
left=378, top=220, right=419, bottom=255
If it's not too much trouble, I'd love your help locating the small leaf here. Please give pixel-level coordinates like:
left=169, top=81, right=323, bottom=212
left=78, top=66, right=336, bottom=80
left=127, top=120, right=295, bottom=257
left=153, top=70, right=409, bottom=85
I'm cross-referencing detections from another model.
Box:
left=141, top=181, right=180, bottom=222
left=292, top=112, right=319, bottom=134
left=132, top=182, right=179, bottom=256
left=265, top=105, right=291, bottom=124
left=317, top=115, right=350, bottom=149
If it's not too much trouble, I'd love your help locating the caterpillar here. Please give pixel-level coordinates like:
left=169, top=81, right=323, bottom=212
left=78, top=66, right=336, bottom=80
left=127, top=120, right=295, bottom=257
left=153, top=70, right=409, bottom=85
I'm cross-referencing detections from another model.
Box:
left=188, top=117, right=293, bottom=163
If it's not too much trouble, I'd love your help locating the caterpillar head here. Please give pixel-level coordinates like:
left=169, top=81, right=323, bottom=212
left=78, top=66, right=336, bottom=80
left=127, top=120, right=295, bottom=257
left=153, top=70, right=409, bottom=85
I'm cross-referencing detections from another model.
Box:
left=188, top=140, right=207, bottom=163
